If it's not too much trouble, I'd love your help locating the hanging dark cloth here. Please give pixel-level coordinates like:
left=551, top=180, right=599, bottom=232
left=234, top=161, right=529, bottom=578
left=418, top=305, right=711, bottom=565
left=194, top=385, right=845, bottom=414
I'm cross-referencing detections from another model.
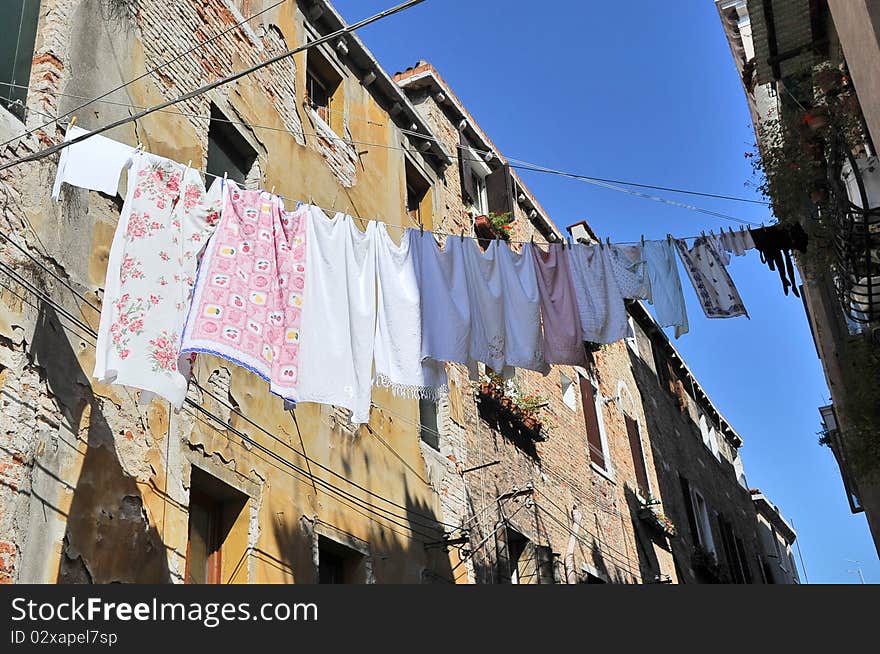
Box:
left=748, top=224, right=808, bottom=297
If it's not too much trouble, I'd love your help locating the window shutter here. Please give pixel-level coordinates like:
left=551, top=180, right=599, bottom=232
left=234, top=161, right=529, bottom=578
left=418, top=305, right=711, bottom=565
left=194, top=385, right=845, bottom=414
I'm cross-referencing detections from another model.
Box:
left=517, top=541, right=538, bottom=584
left=679, top=475, right=700, bottom=545
left=579, top=376, right=606, bottom=469
left=485, top=163, right=514, bottom=216
left=625, top=415, right=650, bottom=498
left=536, top=545, right=556, bottom=584
left=459, top=131, right=476, bottom=204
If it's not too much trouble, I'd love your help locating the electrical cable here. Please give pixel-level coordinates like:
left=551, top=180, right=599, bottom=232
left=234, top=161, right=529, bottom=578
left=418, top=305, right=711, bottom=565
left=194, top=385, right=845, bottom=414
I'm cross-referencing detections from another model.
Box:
left=0, top=0, right=290, bottom=149
left=0, top=0, right=430, bottom=173
left=1, top=77, right=768, bottom=211
left=2, top=90, right=762, bottom=234
left=0, top=260, right=458, bottom=540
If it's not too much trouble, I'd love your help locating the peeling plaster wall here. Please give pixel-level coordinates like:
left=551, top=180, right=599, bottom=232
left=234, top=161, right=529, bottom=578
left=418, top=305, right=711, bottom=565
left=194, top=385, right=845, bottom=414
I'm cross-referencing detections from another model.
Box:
left=0, top=0, right=452, bottom=584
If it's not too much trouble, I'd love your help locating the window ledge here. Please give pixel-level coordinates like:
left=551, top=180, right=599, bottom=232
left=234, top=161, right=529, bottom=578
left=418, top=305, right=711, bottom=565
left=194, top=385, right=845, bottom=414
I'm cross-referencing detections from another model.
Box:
left=590, top=462, right=616, bottom=485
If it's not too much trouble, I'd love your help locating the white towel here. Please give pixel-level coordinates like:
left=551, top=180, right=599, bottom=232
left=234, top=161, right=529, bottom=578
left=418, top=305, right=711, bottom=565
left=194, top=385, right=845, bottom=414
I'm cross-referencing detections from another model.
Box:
left=52, top=126, right=136, bottom=200
left=297, top=208, right=377, bottom=424
left=374, top=226, right=446, bottom=400
left=643, top=240, right=689, bottom=338
left=461, top=238, right=506, bottom=375
left=567, top=243, right=629, bottom=344
left=498, top=242, right=548, bottom=374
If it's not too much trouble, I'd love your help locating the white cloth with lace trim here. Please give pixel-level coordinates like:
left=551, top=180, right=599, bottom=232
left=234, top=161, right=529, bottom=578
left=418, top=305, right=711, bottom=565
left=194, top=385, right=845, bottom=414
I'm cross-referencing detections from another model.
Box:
left=296, top=208, right=377, bottom=424
left=374, top=226, right=447, bottom=400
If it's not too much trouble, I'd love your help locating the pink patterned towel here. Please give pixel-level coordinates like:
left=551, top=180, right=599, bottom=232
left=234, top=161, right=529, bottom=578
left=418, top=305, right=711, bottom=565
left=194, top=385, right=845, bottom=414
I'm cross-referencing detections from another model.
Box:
left=180, top=182, right=307, bottom=401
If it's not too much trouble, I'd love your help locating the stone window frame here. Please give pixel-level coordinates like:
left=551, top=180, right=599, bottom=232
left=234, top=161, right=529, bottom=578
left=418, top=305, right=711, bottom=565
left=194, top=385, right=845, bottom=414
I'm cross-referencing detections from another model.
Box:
left=308, top=520, right=374, bottom=584
left=576, top=367, right=615, bottom=482
left=183, top=453, right=263, bottom=585
left=616, top=381, right=652, bottom=501
left=302, top=23, right=348, bottom=138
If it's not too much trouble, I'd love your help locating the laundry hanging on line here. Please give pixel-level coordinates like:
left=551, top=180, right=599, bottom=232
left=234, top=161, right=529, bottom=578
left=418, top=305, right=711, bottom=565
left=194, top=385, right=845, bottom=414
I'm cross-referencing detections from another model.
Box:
left=54, top=129, right=766, bottom=422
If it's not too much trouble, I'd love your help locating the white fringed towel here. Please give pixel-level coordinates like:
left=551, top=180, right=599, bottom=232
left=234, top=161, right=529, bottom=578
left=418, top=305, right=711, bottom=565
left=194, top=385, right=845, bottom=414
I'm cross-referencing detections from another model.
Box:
left=297, top=208, right=377, bottom=424
left=374, top=226, right=447, bottom=400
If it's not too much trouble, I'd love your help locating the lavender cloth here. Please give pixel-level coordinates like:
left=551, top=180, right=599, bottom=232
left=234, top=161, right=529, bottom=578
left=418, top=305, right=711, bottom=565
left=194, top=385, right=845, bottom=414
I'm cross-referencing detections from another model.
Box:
left=531, top=244, right=587, bottom=366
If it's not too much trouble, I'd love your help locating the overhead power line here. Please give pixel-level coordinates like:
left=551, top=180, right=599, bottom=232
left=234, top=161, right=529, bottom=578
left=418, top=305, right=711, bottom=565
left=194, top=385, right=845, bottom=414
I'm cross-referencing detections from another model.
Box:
left=0, top=0, right=290, bottom=150
left=0, top=0, right=429, bottom=173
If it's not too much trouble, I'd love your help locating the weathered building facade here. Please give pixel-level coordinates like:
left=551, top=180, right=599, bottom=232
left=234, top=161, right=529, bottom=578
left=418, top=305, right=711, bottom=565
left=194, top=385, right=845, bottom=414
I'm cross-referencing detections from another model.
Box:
left=716, top=0, right=880, bottom=556
left=0, top=0, right=795, bottom=584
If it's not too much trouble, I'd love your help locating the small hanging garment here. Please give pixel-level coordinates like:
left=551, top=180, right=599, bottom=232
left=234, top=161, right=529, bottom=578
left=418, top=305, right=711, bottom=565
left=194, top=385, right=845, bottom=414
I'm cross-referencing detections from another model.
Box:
left=461, top=237, right=506, bottom=376
left=499, top=241, right=548, bottom=374
left=533, top=243, right=588, bottom=363
left=721, top=228, right=755, bottom=258
left=180, top=182, right=308, bottom=402
left=297, top=209, right=377, bottom=424
left=410, top=231, right=471, bottom=389
left=52, top=126, right=137, bottom=200
left=374, top=226, right=447, bottom=400
left=94, top=152, right=222, bottom=408
left=609, top=244, right=650, bottom=299
left=566, top=242, right=628, bottom=345
left=642, top=240, right=689, bottom=338
left=749, top=224, right=807, bottom=297
left=675, top=237, right=748, bottom=319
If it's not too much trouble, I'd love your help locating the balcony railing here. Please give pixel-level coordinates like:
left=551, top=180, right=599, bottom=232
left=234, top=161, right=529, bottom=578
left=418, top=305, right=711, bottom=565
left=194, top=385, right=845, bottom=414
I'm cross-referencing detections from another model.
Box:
left=827, top=132, right=880, bottom=325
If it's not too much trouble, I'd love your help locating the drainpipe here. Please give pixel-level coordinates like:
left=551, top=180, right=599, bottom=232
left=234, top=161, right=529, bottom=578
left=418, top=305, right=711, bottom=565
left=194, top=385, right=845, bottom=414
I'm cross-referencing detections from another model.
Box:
left=565, top=505, right=583, bottom=584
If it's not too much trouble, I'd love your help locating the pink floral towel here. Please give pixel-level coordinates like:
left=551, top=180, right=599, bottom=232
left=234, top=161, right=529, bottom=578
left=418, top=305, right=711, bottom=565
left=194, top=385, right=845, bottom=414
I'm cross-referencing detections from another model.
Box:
left=180, top=182, right=307, bottom=402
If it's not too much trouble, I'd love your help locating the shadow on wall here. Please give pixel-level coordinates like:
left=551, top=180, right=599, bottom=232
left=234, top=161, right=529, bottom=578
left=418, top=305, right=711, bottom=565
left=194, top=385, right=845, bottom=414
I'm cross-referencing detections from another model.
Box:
left=625, top=346, right=694, bottom=584
left=269, top=465, right=455, bottom=584
left=29, top=303, right=171, bottom=583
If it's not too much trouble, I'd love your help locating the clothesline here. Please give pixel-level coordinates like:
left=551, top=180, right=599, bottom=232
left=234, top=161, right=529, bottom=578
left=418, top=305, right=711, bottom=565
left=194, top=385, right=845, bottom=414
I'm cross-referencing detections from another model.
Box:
left=41, top=111, right=806, bottom=431
left=0, top=81, right=765, bottom=225
left=18, top=93, right=760, bottom=247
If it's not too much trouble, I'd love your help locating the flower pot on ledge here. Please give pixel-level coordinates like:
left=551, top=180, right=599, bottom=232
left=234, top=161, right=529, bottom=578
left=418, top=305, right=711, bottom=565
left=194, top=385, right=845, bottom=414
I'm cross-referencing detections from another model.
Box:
left=473, top=214, right=497, bottom=249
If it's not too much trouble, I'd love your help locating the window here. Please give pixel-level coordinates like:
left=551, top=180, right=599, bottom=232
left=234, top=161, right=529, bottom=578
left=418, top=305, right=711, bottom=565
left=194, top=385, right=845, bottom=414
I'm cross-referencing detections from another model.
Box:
left=499, top=528, right=554, bottom=584
left=560, top=372, right=577, bottom=412
left=405, top=157, right=432, bottom=228
left=579, top=374, right=610, bottom=472
left=733, top=452, right=748, bottom=489
left=690, top=489, right=716, bottom=556
left=419, top=398, right=440, bottom=451
left=185, top=468, right=248, bottom=584
left=625, top=414, right=650, bottom=499
left=717, top=514, right=747, bottom=583
left=207, top=104, right=258, bottom=185
left=625, top=317, right=640, bottom=355
left=707, top=426, right=720, bottom=460
left=699, top=415, right=720, bottom=459
left=1, top=0, right=41, bottom=120
left=306, top=47, right=343, bottom=133
left=470, top=170, right=487, bottom=214
left=318, top=536, right=366, bottom=584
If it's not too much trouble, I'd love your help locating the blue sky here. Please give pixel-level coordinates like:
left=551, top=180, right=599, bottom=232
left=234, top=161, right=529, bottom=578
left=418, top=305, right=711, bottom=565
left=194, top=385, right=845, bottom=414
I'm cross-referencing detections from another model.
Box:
left=332, top=0, right=879, bottom=583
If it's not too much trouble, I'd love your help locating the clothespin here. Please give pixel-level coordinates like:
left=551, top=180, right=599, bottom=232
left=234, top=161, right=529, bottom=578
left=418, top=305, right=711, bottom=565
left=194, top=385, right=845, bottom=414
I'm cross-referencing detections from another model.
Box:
left=641, top=234, right=646, bottom=247
left=606, top=236, right=611, bottom=248
left=460, top=228, right=464, bottom=242
left=420, top=222, right=424, bottom=234
left=531, top=233, right=535, bottom=244
left=667, top=233, right=672, bottom=243
left=185, top=160, right=192, bottom=173
left=701, top=230, right=706, bottom=238
left=598, top=238, right=603, bottom=250
left=68, top=115, right=77, bottom=131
